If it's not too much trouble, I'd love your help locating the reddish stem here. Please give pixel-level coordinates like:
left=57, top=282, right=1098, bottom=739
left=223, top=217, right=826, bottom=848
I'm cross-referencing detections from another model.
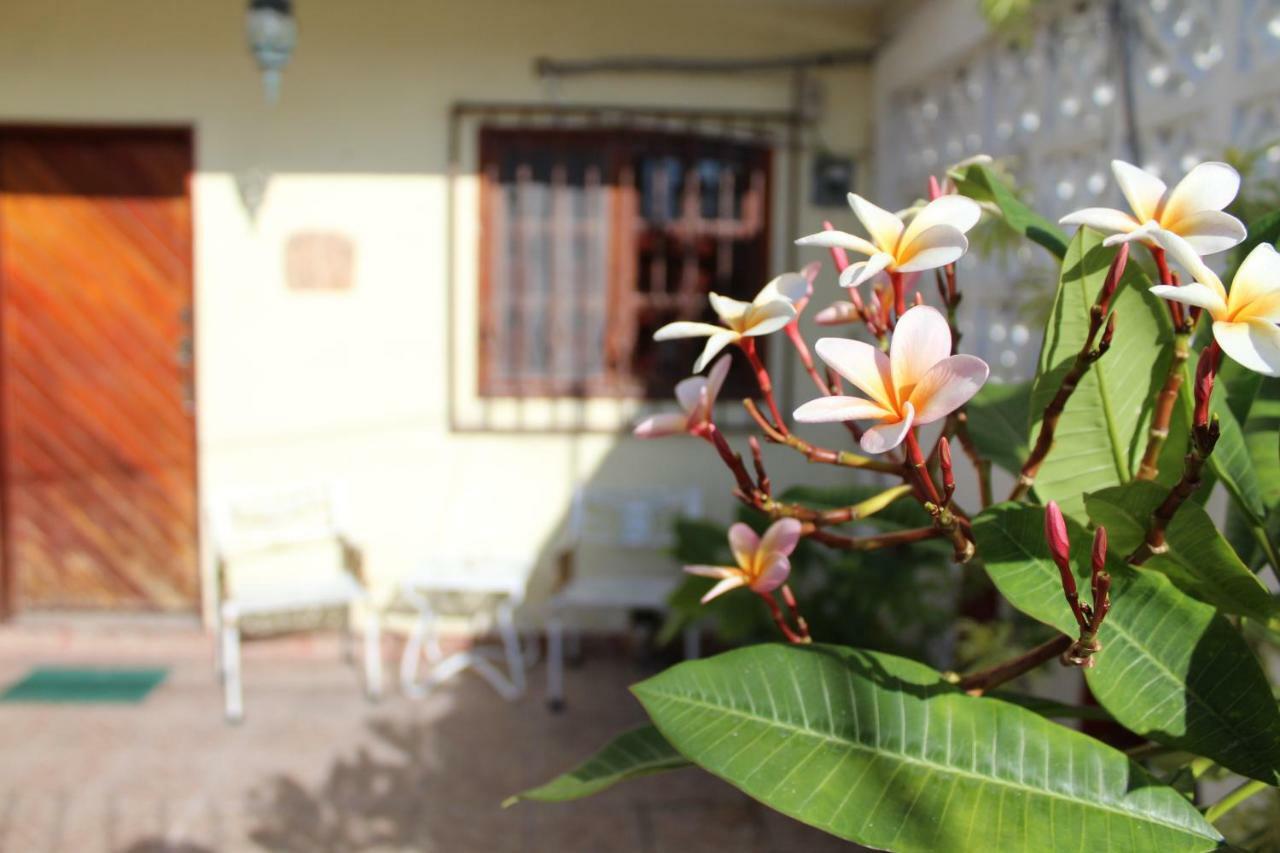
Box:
left=903, top=429, right=943, bottom=507
left=740, top=338, right=787, bottom=436
left=760, top=590, right=807, bottom=644
left=889, top=270, right=907, bottom=319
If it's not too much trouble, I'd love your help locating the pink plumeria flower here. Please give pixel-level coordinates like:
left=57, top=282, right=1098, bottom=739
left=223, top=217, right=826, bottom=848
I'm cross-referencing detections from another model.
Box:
left=792, top=305, right=990, bottom=453
left=685, top=519, right=801, bottom=603
left=1150, top=230, right=1280, bottom=376
left=633, top=355, right=731, bottom=438
left=653, top=273, right=808, bottom=372
left=795, top=193, right=980, bottom=289
left=1060, top=160, right=1245, bottom=256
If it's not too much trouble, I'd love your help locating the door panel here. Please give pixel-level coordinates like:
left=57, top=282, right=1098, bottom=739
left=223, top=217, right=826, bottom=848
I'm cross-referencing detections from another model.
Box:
left=0, top=128, right=197, bottom=612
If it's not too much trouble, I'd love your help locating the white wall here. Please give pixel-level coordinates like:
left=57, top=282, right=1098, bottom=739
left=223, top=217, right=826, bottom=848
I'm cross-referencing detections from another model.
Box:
left=0, top=0, right=890, bottom=625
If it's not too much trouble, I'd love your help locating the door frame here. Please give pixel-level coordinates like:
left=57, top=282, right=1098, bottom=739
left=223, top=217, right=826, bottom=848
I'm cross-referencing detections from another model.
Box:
left=0, top=122, right=200, bottom=618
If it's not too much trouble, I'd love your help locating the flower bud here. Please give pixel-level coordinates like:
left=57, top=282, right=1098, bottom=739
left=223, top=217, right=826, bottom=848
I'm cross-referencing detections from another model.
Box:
left=1091, top=526, right=1108, bottom=575
left=1044, top=501, right=1071, bottom=570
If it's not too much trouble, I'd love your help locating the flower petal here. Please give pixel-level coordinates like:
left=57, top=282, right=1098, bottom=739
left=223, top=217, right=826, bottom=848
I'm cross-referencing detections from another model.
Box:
left=653, top=321, right=727, bottom=341
left=755, top=272, right=810, bottom=307
left=693, top=330, right=739, bottom=373
left=1164, top=209, right=1246, bottom=256
left=1149, top=283, right=1228, bottom=318
left=795, top=230, right=879, bottom=257
left=1151, top=229, right=1227, bottom=304
left=839, top=252, right=894, bottom=289
left=759, top=518, right=802, bottom=560
left=741, top=300, right=797, bottom=337
left=848, top=193, right=905, bottom=252
left=633, top=412, right=690, bottom=438
left=890, top=305, right=952, bottom=397
left=700, top=575, right=747, bottom=603
left=792, top=395, right=892, bottom=424
left=1227, top=243, right=1280, bottom=322
left=859, top=403, right=914, bottom=454
left=703, top=354, right=732, bottom=408
left=901, top=195, right=981, bottom=248
left=895, top=224, right=969, bottom=272
left=1059, top=207, right=1141, bottom=235
left=813, top=338, right=896, bottom=410
left=727, top=522, right=760, bottom=570
left=1112, top=159, right=1167, bottom=222
left=814, top=301, right=861, bottom=326
left=684, top=564, right=737, bottom=579
left=1213, top=319, right=1280, bottom=377
left=1161, top=161, right=1240, bottom=223
left=749, top=554, right=791, bottom=595
left=674, top=375, right=707, bottom=414
left=907, top=354, right=990, bottom=424
left=709, top=292, right=751, bottom=327
left=1103, top=219, right=1160, bottom=248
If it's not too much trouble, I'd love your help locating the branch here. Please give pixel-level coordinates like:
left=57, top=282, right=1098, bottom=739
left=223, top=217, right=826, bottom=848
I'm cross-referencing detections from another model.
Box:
left=1128, top=419, right=1219, bottom=565
left=748, top=484, right=915, bottom=527
left=805, top=525, right=945, bottom=551
left=1136, top=327, right=1191, bottom=480
left=955, top=634, right=1073, bottom=696
left=1011, top=244, right=1128, bottom=501
left=743, top=399, right=900, bottom=474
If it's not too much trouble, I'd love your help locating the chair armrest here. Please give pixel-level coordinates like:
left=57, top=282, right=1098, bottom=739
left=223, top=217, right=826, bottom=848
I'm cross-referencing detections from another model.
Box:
left=339, top=534, right=366, bottom=586
left=552, top=546, right=576, bottom=595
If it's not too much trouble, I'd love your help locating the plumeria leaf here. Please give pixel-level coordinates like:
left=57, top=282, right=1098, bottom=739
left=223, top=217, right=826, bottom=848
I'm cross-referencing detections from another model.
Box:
left=506, top=725, right=689, bottom=805
left=1029, top=229, right=1173, bottom=519
left=1241, top=376, right=1280, bottom=508
left=964, top=380, right=1031, bottom=474
left=633, top=644, right=1223, bottom=851
left=951, top=162, right=1069, bottom=259
left=1083, top=482, right=1276, bottom=621
left=974, top=502, right=1280, bottom=785
left=1204, top=383, right=1267, bottom=517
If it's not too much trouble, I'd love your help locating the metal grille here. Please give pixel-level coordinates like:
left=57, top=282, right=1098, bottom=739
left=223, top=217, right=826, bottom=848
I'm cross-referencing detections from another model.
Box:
left=478, top=127, right=772, bottom=400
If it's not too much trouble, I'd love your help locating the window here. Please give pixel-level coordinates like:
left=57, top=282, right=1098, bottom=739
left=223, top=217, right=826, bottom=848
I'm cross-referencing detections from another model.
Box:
left=478, top=127, right=771, bottom=399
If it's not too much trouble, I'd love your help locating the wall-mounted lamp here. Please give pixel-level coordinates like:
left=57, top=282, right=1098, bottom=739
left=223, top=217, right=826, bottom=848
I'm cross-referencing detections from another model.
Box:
left=246, top=0, right=296, bottom=103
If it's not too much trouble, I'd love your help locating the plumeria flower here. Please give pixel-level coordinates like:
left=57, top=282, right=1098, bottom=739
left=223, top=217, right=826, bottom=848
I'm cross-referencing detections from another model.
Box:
left=684, top=519, right=801, bottom=603
left=633, top=356, right=731, bottom=438
left=1060, top=160, right=1245, bottom=255
left=653, top=273, right=808, bottom=372
left=792, top=305, right=990, bottom=453
left=1150, top=230, right=1280, bottom=376
left=795, top=193, right=981, bottom=289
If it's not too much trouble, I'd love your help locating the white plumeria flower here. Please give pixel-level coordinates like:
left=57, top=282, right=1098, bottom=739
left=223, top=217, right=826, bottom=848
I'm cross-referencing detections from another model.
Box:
left=1150, top=230, right=1280, bottom=376
left=633, top=356, right=731, bottom=438
left=653, top=272, right=808, bottom=372
left=795, top=193, right=981, bottom=289
left=793, top=305, right=990, bottom=453
left=1060, top=160, right=1245, bottom=256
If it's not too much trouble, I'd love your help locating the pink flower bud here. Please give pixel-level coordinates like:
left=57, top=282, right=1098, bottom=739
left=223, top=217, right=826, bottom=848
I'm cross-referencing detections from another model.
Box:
left=1091, top=526, right=1108, bottom=575
left=1044, top=501, right=1071, bottom=569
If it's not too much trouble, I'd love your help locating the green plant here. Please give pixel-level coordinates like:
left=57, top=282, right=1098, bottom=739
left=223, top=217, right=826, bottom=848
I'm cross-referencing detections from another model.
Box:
left=514, top=159, right=1280, bottom=851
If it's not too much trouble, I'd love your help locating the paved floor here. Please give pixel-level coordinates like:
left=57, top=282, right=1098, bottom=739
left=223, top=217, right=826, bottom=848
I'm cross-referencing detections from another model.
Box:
left=0, top=623, right=854, bottom=852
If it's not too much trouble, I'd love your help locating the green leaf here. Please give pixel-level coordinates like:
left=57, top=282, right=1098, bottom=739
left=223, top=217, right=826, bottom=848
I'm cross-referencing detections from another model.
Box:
left=1226, top=207, right=1280, bottom=281
left=1242, top=376, right=1280, bottom=508
left=965, top=380, right=1032, bottom=475
left=1084, top=482, right=1276, bottom=622
left=633, top=644, right=1222, bottom=851
left=952, top=163, right=1069, bottom=259
left=973, top=502, right=1280, bottom=785
left=506, top=725, right=689, bottom=805
left=986, top=690, right=1115, bottom=721
left=1029, top=229, right=1173, bottom=518
left=1205, top=385, right=1266, bottom=518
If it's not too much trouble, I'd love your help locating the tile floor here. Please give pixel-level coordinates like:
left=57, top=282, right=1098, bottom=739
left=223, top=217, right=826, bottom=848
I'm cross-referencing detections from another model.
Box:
left=0, top=622, right=856, bottom=852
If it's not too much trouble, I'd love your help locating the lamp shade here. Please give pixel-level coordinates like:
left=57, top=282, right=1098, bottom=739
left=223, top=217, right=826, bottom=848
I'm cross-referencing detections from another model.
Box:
left=246, top=0, right=296, bottom=102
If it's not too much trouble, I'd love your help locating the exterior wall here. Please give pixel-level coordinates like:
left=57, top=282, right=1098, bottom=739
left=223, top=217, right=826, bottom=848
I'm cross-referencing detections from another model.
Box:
left=0, top=0, right=883, bottom=625
left=874, top=0, right=1280, bottom=382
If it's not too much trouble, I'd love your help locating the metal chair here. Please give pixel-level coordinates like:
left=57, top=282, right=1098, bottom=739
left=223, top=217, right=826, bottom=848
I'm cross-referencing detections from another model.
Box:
left=209, top=481, right=382, bottom=722
left=546, top=486, right=703, bottom=710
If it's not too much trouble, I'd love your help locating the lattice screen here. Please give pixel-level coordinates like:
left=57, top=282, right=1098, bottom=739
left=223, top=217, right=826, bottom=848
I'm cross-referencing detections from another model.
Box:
left=877, top=0, right=1280, bottom=381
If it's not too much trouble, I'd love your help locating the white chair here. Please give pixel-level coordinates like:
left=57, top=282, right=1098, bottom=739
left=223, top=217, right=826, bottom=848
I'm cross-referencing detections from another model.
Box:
left=209, top=481, right=382, bottom=722
left=546, top=486, right=703, bottom=711
left=398, top=556, right=533, bottom=701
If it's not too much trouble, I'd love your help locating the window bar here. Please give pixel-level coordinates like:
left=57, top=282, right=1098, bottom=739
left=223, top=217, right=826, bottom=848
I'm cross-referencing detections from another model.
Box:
left=549, top=158, right=570, bottom=395
left=513, top=159, right=532, bottom=397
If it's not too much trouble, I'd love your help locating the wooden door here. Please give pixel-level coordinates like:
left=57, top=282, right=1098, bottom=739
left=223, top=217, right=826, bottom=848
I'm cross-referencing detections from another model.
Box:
left=0, top=127, right=198, bottom=613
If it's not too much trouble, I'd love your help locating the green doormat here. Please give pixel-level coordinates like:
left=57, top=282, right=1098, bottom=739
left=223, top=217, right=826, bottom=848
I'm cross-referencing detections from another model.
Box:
left=0, top=666, right=168, bottom=704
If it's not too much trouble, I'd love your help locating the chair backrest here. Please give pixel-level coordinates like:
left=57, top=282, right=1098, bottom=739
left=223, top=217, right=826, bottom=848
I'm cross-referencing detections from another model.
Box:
left=208, top=481, right=352, bottom=598
left=566, top=486, right=703, bottom=551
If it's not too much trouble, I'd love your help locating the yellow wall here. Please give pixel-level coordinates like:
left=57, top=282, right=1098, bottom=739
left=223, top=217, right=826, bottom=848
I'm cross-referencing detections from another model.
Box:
left=0, top=0, right=888, bottom=625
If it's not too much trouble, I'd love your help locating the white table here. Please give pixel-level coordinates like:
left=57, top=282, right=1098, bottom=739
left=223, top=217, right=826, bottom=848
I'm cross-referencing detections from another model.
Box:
left=398, top=557, right=531, bottom=701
